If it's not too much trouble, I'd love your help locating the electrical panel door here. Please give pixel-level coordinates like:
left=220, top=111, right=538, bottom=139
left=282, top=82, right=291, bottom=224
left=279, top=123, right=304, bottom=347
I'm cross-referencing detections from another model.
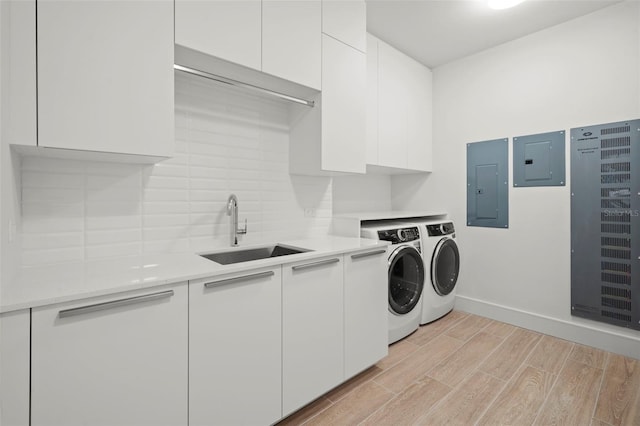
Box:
left=570, top=119, right=640, bottom=331
left=467, top=138, right=509, bottom=228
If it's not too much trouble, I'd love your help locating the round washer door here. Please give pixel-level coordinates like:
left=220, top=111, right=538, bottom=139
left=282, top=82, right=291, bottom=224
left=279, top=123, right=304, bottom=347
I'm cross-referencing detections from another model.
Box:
left=431, top=238, right=460, bottom=296
left=388, top=245, right=425, bottom=315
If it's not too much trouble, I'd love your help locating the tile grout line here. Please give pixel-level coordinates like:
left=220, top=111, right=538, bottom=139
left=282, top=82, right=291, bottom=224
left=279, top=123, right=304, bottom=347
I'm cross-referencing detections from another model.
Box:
left=530, top=341, right=576, bottom=425
left=416, top=329, right=509, bottom=424
left=589, top=352, right=610, bottom=424
left=471, top=333, right=544, bottom=425
left=361, top=313, right=474, bottom=425
left=298, top=398, right=334, bottom=426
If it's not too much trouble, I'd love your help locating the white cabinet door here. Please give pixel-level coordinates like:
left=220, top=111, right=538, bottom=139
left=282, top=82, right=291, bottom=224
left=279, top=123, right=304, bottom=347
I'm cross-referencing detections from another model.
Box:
left=1, top=0, right=36, bottom=147
left=375, top=38, right=433, bottom=172
left=283, top=255, right=344, bottom=416
left=377, top=40, right=408, bottom=169
left=175, top=0, right=261, bottom=71
left=37, top=0, right=174, bottom=157
left=31, top=284, right=188, bottom=426
left=366, top=33, right=379, bottom=165
left=189, top=268, right=282, bottom=426
left=407, top=57, right=433, bottom=172
left=321, top=34, right=367, bottom=173
left=322, top=0, right=366, bottom=52
left=0, top=310, right=30, bottom=426
left=263, top=0, right=321, bottom=89
left=344, top=248, right=388, bottom=379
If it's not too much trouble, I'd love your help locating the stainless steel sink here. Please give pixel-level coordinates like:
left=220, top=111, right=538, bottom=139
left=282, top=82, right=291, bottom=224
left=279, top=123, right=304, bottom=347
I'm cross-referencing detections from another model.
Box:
left=200, top=244, right=311, bottom=265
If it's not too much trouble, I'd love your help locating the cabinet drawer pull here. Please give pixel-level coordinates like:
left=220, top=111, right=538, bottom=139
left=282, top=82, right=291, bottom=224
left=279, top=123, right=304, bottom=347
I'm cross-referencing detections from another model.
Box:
left=351, top=249, right=386, bottom=260
left=292, top=258, right=340, bottom=271
left=204, top=271, right=275, bottom=289
left=59, top=290, right=174, bottom=318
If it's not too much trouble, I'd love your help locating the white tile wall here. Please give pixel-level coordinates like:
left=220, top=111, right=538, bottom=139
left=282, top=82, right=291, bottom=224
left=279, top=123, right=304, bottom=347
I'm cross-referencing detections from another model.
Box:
left=20, top=73, right=332, bottom=266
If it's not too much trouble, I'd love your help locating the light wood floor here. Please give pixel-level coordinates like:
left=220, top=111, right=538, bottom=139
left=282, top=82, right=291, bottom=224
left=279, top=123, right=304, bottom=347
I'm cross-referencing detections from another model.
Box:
left=277, top=310, right=640, bottom=426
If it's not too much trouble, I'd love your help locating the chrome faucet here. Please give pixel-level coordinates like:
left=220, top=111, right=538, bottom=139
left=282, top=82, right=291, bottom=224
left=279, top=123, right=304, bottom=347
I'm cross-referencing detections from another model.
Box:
left=226, top=194, right=247, bottom=246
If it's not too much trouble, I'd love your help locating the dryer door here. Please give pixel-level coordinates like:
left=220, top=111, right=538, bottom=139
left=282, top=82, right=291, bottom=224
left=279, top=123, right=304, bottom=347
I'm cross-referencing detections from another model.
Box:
left=388, top=245, right=425, bottom=315
left=431, top=238, right=460, bottom=296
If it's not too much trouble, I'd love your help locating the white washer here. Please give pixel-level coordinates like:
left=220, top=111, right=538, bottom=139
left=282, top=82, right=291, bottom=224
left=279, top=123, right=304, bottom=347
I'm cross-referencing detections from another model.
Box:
left=361, top=223, right=425, bottom=344
left=416, top=220, right=460, bottom=324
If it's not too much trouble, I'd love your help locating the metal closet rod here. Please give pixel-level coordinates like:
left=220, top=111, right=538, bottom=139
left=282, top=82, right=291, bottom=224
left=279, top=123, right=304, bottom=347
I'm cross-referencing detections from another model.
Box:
left=174, top=64, right=315, bottom=108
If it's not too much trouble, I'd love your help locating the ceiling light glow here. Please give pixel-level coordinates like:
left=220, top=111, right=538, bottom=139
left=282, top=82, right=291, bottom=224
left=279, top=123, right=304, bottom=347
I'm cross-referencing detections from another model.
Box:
left=487, top=0, right=526, bottom=10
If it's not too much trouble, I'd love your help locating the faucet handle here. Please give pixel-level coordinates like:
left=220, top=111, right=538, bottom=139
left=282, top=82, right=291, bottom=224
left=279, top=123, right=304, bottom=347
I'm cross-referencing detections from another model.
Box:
left=237, top=218, right=247, bottom=235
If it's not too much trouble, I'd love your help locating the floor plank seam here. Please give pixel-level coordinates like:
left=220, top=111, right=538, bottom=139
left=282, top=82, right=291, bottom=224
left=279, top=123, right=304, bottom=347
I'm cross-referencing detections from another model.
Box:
left=470, top=371, right=511, bottom=426
left=530, top=340, right=575, bottom=425
left=371, top=378, right=399, bottom=396
left=521, top=333, right=545, bottom=367
left=298, top=399, right=335, bottom=426
left=590, top=352, right=611, bottom=425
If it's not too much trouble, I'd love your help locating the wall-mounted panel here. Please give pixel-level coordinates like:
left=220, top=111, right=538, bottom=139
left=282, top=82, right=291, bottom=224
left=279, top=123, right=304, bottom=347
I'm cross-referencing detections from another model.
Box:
left=570, top=119, right=639, bottom=331
left=513, top=131, right=565, bottom=187
left=467, top=138, right=509, bottom=228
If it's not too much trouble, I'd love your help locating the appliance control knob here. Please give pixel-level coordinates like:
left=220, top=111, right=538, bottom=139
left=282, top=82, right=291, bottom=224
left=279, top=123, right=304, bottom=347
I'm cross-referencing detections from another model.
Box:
left=397, top=229, right=406, bottom=241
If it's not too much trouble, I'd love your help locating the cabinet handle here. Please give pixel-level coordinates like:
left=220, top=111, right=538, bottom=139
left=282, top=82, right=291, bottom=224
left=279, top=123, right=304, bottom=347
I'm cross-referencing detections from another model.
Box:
left=204, top=271, right=275, bottom=289
left=292, top=258, right=340, bottom=272
left=59, top=290, right=174, bottom=319
left=351, top=249, right=386, bottom=260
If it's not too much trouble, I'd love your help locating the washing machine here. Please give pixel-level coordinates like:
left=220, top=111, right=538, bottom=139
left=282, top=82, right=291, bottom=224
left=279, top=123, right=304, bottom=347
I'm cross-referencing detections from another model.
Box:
left=416, top=220, right=460, bottom=324
left=361, top=223, right=425, bottom=344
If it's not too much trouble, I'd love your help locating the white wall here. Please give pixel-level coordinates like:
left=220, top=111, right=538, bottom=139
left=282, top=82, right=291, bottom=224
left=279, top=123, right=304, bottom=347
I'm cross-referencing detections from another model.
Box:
left=392, top=1, right=640, bottom=356
left=332, top=174, right=392, bottom=214
left=19, top=73, right=332, bottom=266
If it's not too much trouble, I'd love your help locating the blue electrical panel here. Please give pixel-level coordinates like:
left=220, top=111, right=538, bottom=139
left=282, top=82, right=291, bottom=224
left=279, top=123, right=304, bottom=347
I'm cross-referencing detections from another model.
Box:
left=513, top=131, right=566, bottom=187
left=467, top=138, right=509, bottom=228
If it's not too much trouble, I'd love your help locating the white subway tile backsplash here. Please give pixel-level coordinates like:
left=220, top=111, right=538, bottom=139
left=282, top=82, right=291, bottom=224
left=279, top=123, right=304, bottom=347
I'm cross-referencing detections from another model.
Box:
left=21, top=248, right=85, bottom=266
left=20, top=73, right=332, bottom=266
left=85, top=229, right=141, bottom=246
left=85, top=242, right=142, bottom=260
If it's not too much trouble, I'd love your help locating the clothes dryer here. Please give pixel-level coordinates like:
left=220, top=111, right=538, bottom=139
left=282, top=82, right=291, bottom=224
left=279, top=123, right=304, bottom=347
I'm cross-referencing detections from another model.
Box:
left=415, top=220, right=460, bottom=324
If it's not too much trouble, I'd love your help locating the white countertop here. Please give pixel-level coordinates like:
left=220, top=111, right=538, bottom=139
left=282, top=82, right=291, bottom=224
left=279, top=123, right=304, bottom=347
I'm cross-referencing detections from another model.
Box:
left=333, top=210, right=447, bottom=221
left=1, top=236, right=388, bottom=313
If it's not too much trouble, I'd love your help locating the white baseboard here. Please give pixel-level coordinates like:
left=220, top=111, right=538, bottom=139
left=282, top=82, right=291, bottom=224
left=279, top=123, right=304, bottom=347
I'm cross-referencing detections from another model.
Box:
left=455, top=295, right=640, bottom=360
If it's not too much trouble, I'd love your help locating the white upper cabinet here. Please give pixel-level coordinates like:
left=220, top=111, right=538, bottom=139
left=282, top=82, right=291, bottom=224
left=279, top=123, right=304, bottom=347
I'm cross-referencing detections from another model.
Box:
left=289, top=7, right=367, bottom=176
left=1, top=0, right=37, bottom=147
left=176, top=0, right=321, bottom=90
left=369, top=35, right=433, bottom=173
left=407, top=57, right=433, bottom=172
left=263, top=0, right=322, bottom=89
left=366, top=33, right=379, bottom=165
left=37, top=0, right=174, bottom=158
left=377, top=39, right=409, bottom=169
left=322, top=0, right=366, bottom=52
left=175, top=0, right=262, bottom=71
left=321, top=34, right=367, bottom=174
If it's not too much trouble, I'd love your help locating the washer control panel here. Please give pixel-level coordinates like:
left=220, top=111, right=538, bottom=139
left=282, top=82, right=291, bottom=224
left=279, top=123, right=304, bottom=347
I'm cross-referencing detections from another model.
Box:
left=426, top=222, right=455, bottom=237
left=377, top=227, right=420, bottom=244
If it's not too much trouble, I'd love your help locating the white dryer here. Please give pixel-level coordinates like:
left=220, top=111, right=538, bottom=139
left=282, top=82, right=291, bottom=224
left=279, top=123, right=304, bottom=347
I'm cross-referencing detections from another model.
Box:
left=361, top=223, right=425, bottom=344
left=416, top=220, right=460, bottom=324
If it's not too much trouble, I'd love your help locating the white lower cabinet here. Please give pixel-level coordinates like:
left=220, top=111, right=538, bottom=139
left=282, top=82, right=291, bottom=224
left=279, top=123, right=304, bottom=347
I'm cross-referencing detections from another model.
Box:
left=30, top=284, right=188, bottom=426
left=0, top=310, right=30, bottom=426
left=282, top=256, right=344, bottom=416
left=344, top=248, right=389, bottom=378
left=189, top=268, right=282, bottom=426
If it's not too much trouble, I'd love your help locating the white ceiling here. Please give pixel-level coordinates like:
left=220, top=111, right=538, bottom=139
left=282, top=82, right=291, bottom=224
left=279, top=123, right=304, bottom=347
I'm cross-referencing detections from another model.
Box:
left=366, top=0, right=624, bottom=68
